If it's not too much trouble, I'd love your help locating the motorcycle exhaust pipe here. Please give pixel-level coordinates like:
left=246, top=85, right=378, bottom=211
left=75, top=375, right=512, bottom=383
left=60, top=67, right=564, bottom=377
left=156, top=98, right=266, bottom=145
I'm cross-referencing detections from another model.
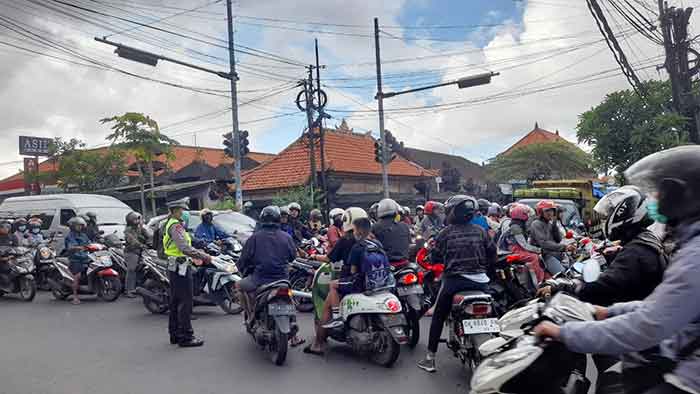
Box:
left=135, top=287, right=165, bottom=304
left=291, top=290, right=311, bottom=299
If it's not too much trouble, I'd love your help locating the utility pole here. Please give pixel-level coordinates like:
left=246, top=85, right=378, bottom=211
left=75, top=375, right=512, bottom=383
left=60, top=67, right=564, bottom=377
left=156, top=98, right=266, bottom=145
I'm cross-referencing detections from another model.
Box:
left=658, top=1, right=700, bottom=143
left=315, top=39, right=328, bottom=214
left=305, top=66, right=317, bottom=204
left=374, top=17, right=390, bottom=198
left=226, top=0, right=243, bottom=208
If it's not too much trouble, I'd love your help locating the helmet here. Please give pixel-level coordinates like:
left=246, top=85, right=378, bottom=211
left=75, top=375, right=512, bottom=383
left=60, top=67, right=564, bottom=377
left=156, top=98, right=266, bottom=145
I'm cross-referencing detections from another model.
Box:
left=259, top=205, right=281, bottom=224
left=594, top=186, right=653, bottom=241
left=0, top=220, right=11, bottom=233
left=477, top=198, right=491, bottom=214
left=15, top=217, right=27, bottom=226
left=416, top=204, right=424, bottom=212
left=403, top=206, right=411, bottom=216
left=280, top=206, right=290, bottom=216
left=28, top=217, right=42, bottom=228
left=201, top=208, right=214, bottom=222
left=68, top=216, right=87, bottom=230
left=377, top=198, right=400, bottom=219
left=125, top=211, right=142, bottom=226
left=510, top=204, right=531, bottom=222
left=342, top=207, right=368, bottom=232
left=329, top=208, right=344, bottom=222
left=536, top=200, right=557, bottom=217
left=243, top=201, right=253, bottom=209
left=487, top=203, right=502, bottom=217
left=625, top=145, right=700, bottom=223
left=288, top=202, right=301, bottom=213
left=310, top=209, right=322, bottom=221
left=369, top=203, right=379, bottom=219
left=444, top=195, right=478, bottom=222
left=424, top=201, right=443, bottom=215
left=85, top=211, right=97, bottom=221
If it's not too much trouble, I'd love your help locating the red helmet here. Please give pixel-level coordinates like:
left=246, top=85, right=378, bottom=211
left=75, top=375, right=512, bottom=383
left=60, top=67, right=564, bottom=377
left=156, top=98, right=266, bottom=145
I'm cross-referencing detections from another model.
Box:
left=510, top=204, right=531, bottom=221
left=535, top=200, right=557, bottom=217
left=424, top=201, right=440, bottom=215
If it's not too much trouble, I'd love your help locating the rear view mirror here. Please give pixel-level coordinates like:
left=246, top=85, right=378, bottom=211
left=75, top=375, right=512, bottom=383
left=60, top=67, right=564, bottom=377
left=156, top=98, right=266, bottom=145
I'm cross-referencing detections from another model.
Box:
left=582, top=258, right=601, bottom=283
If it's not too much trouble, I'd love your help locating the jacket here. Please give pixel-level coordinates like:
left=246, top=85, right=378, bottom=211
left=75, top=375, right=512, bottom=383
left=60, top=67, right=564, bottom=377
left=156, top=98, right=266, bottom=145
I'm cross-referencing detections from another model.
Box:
left=194, top=222, right=228, bottom=243
left=327, top=224, right=343, bottom=250
left=372, top=218, right=410, bottom=262
left=65, top=230, right=91, bottom=264
left=237, top=224, right=296, bottom=287
left=124, top=225, right=150, bottom=254
left=529, top=218, right=565, bottom=259
left=498, top=220, right=541, bottom=254
left=559, top=221, right=700, bottom=394
left=432, top=222, right=496, bottom=277
left=419, top=215, right=444, bottom=239
left=85, top=223, right=100, bottom=242
left=577, top=230, right=667, bottom=306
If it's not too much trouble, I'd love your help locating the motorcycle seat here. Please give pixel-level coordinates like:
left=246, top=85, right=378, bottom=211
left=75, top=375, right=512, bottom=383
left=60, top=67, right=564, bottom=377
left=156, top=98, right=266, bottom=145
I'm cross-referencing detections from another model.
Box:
left=255, top=279, right=291, bottom=295
left=452, top=290, right=492, bottom=305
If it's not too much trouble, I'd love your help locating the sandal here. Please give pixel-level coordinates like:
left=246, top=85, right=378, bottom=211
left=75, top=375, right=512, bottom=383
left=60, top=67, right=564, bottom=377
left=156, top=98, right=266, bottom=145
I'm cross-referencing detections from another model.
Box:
left=302, top=344, right=324, bottom=356
left=71, top=297, right=81, bottom=305
left=290, top=337, right=306, bottom=347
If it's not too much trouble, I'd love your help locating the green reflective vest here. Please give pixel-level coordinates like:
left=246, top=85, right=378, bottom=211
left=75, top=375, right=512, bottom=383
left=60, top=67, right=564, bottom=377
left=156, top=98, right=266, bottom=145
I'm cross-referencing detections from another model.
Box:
left=163, top=217, right=191, bottom=257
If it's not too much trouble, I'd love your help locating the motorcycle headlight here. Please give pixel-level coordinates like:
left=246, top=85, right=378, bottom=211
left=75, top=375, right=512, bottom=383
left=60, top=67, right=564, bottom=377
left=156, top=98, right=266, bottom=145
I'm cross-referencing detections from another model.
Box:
left=471, top=345, right=543, bottom=394
left=225, top=264, right=237, bottom=273
left=39, top=247, right=52, bottom=260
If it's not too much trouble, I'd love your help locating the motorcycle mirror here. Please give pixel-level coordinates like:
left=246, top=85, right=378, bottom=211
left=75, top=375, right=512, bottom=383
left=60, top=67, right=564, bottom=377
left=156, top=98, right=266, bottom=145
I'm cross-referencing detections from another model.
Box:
left=582, top=258, right=601, bottom=283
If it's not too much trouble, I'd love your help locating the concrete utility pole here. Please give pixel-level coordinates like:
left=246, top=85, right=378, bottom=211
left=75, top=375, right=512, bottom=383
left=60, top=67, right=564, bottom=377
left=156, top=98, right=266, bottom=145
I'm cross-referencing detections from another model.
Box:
left=226, top=0, right=243, bottom=208
left=373, top=17, right=390, bottom=198
left=315, top=39, right=328, bottom=214
left=658, top=0, right=700, bottom=143
left=305, top=66, right=317, bottom=204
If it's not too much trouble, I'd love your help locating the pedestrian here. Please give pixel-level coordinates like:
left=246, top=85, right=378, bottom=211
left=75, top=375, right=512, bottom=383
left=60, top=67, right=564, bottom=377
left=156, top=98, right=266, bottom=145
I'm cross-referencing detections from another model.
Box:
left=124, top=211, right=150, bottom=298
left=162, top=198, right=211, bottom=348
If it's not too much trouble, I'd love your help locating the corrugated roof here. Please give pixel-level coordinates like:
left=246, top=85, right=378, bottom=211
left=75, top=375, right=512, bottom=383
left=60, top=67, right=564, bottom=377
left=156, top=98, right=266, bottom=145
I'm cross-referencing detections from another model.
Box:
left=242, top=128, right=436, bottom=191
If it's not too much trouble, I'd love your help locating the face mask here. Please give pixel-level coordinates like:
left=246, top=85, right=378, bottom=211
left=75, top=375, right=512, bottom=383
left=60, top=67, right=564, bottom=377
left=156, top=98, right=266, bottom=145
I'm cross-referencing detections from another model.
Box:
left=31, top=228, right=41, bottom=234
left=647, top=200, right=668, bottom=224
left=17, top=226, right=26, bottom=232
left=181, top=211, right=190, bottom=227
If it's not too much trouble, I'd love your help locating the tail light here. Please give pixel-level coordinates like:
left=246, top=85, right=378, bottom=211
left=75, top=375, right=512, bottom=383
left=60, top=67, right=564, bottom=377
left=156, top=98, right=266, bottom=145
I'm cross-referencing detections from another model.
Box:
left=506, top=254, right=525, bottom=264
left=385, top=299, right=401, bottom=313
left=464, top=302, right=492, bottom=316
left=276, top=288, right=292, bottom=298
left=400, top=273, right=418, bottom=285
left=565, top=230, right=574, bottom=239
left=86, top=244, right=103, bottom=252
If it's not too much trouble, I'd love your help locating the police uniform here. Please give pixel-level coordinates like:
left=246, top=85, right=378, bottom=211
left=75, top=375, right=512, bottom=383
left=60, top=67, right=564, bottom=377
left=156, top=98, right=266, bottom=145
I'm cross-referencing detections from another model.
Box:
left=163, top=198, right=209, bottom=347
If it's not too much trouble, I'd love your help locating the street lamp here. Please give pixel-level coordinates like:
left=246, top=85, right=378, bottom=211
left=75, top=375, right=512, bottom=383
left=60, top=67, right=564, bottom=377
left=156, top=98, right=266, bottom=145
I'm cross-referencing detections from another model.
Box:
left=379, top=72, right=499, bottom=99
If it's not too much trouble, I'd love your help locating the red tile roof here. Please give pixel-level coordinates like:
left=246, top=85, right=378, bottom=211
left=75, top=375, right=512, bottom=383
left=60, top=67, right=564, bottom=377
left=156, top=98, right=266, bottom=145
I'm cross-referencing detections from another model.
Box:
left=242, top=128, right=437, bottom=191
left=0, top=146, right=275, bottom=191
left=502, top=122, right=572, bottom=155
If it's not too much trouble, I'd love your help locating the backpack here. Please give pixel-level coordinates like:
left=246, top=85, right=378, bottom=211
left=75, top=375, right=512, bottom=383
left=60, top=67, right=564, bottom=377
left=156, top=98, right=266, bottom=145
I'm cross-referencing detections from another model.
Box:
left=358, top=239, right=394, bottom=292
left=153, top=220, right=168, bottom=260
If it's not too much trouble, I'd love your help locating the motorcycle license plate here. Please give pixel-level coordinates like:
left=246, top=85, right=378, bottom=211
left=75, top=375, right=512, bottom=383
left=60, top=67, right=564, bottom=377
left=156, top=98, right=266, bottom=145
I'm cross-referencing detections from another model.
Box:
left=397, top=284, right=424, bottom=296
left=462, top=318, right=500, bottom=335
left=268, top=303, right=296, bottom=316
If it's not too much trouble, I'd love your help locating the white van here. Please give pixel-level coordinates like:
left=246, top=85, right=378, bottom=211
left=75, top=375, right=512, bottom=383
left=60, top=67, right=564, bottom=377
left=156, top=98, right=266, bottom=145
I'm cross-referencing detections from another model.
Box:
left=0, top=194, right=132, bottom=252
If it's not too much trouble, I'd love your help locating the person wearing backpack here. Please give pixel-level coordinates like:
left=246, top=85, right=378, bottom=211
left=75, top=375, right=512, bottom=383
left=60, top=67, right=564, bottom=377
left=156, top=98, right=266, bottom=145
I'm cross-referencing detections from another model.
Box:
left=417, top=195, right=497, bottom=373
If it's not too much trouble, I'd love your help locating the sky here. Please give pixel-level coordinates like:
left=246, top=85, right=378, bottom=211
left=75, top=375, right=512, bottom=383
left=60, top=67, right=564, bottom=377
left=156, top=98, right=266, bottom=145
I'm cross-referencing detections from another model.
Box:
left=0, top=0, right=688, bottom=179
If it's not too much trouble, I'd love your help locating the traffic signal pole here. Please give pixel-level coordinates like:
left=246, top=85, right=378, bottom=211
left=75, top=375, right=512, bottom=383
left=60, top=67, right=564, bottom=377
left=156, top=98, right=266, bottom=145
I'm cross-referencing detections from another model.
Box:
left=374, top=17, right=390, bottom=198
left=226, top=0, right=243, bottom=208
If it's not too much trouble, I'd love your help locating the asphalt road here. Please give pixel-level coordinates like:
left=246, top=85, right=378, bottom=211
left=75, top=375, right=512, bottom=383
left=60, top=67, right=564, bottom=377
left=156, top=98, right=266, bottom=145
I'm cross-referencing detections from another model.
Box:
left=1, top=292, right=471, bottom=394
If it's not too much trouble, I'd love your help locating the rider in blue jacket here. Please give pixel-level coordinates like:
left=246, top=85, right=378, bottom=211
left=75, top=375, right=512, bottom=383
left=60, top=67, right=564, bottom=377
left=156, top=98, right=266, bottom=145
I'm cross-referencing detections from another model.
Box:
left=194, top=209, right=228, bottom=243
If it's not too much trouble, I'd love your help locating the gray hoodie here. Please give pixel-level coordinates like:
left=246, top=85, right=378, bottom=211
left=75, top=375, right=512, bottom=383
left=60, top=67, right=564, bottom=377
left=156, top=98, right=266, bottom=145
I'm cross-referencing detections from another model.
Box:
left=560, top=221, right=700, bottom=394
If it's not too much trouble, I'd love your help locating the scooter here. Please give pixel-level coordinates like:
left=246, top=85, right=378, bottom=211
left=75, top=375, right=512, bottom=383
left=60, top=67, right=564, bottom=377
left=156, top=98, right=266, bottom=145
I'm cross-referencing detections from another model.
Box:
left=392, top=262, right=424, bottom=348
left=289, top=258, right=321, bottom=312
left=29, top=237, right=56, bottom=291
left=242, top=279, right=298, bottom=366
left=311, top=262, right=408, bottom=367
left=47, top=243, right=122, bottom=302
left=489, top=251, right=539, bottom=315
left=0, top=246, right=36, bottom=301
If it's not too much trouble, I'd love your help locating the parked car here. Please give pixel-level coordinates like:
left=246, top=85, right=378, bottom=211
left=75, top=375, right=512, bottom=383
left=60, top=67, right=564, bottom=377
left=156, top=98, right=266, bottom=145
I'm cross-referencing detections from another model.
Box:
left=0, top=194, right=132, bottom=253
left=147, top=210, right=256, bottom=244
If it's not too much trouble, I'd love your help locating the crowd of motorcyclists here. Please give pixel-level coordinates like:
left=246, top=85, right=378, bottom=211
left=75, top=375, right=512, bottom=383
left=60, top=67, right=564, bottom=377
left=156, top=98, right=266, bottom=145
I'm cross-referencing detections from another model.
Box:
left=1, top=146, right=699, bottom=394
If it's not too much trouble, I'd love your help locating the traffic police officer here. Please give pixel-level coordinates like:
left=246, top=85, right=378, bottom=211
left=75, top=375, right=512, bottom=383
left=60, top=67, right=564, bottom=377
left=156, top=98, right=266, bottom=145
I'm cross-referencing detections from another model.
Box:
left=163, top=198, right=211, bottom=348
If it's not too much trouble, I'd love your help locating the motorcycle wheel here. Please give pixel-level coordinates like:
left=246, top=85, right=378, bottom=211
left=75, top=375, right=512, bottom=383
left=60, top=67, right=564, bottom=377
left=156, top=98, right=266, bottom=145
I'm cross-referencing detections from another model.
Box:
left=98, top=277, right=122, bottom=302
left=218, top=282, right=243, bottom=315
left=143, top=282, right=169, bottom=314
left=370, top=329, right=401, bottom=367
left=18, top=277, right=37, bottom=302
left=468, top=334, right=491, bottom=371
left=51, top=287, right=69, bottom=300
left=406, top=309, right=421, bottom=349
left=291, top=276, right=313, bottom=313
left=270, top=327, right=288, bottom=366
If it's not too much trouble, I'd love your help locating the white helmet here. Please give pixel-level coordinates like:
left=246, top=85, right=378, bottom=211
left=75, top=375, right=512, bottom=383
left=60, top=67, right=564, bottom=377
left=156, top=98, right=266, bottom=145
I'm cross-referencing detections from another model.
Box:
left=329, top=208, right=344, bottom=222
left=402, top=206, right=411, bottom=216
left=342, top=207, right=368, bottom=232
left=377, top=198, right=400, bottom=219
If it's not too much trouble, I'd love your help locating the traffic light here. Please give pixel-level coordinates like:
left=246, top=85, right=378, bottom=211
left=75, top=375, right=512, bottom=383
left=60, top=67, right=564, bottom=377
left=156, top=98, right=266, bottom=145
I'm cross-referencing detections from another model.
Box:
left=374, top=139, right=384, bottom=163
left=383, top=131, right=402, bottom=162
left=239, top=130, right=250, bottom=157
left=222, top=132, right=234, bottom=158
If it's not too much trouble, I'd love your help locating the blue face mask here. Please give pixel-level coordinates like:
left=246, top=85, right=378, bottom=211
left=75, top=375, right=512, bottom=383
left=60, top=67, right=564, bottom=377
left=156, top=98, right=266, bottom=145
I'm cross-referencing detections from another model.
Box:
left=31, top=228, right=41, bottom=234
left=17, top=225, right=26, bottom=232
left=647, top=200, right=668, bottom=224
left=181, top=211, right=190, bottom=228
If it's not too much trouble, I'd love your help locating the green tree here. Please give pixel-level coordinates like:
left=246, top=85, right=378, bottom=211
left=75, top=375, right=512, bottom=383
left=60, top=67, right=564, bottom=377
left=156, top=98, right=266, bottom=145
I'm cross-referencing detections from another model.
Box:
left=101, top=113, right=179, bottom=216
left=577, top=80, right=687, bottom=180
left=30, top=137, right=127, bottom=192
left=486, top=141, right=594, bottom=182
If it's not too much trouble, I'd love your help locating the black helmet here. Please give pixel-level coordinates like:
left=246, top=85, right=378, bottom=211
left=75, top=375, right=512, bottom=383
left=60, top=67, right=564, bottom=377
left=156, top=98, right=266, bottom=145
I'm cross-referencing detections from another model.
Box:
left=310, top=209, right=322, bottom=221
left=625, top=145, right=700, bottom=223
left=259, top=205, right=281, bottom=224
left=125, top=212, right=141, bottom=226
left=445, top=195, right=478, bottom=223
left=476, top=198, right=490, bottom=214
left=593, top=185, right=653, bottom=241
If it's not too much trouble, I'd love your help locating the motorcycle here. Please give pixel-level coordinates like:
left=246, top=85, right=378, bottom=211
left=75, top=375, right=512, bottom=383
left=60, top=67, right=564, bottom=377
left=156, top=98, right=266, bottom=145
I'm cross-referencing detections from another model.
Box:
left=415, top=239, right=443, bottom=309
left=289, top=258, right=321, bottom=312
left=0, top=246, right=37, bottom=301
left=136, top=253, right=242, bottom=315
left=311, top=262, right=408, bottom=367
left=471, top=293, right=598, bottom=394
left=29, top=237, right=56, bottom=291
left=47, top=243, right=122, bottom=302
left=242, top=279, right=298, bottom=366
left=489, top=251, right=539, bottom=315
left=392, top=262, right=425, bottom=348
left=203, top=237, right=242, bottom=261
